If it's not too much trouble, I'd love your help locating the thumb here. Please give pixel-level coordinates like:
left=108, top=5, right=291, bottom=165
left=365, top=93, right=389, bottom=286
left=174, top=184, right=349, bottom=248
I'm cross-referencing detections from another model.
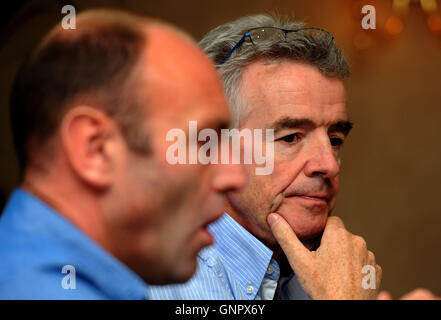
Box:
left=267, top=213, right=312, bottom=270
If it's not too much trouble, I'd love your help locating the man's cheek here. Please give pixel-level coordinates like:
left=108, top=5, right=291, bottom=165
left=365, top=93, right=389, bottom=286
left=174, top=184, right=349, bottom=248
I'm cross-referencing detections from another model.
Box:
left=270, top=192, right=284, bottom=212
left=271, top=160, right=302, bottom=193
left=328, top=177, right=339, bottom=212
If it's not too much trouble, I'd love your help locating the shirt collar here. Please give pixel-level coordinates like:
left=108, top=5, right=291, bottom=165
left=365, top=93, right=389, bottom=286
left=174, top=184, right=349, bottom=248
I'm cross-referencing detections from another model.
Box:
left=2, top=188, right=150, bottom=299
left=208, top=213, right=275, bottom=299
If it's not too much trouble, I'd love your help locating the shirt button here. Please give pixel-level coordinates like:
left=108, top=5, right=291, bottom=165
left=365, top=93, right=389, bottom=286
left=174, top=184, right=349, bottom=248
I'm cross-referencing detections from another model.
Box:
left=266, top=264, right=274, bottom=275
left=246, top=284, right=254, bottom=294
left=206, top=257, right=215, bottom=268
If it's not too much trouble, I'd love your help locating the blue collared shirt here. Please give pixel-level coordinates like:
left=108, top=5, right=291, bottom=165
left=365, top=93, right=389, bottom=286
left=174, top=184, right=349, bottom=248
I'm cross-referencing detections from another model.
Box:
left=0, top=188, right=149, bottom=300
left=149, top=213, right=310, bottom=300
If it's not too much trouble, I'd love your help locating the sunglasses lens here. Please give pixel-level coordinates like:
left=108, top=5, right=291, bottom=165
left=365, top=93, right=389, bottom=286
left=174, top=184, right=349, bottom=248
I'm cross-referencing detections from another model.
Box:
left=286, top=29, right=333, bottom=46
left=219, top=27, right=334, bottom=66
left=249, top=28, right=284, bottom=41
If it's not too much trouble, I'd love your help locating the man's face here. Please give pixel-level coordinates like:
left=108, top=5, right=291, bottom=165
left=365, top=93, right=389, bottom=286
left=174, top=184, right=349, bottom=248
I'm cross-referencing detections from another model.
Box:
left=107, top=26, right=245, bottom=284
left=227, top=60, right=351, bottom=248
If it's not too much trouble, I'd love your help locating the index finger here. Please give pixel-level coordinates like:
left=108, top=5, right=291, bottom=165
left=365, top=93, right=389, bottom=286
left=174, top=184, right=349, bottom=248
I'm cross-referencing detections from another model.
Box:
left=324, top=215, right=345, bottom=230
left=267, top=213, right=312, bottom=268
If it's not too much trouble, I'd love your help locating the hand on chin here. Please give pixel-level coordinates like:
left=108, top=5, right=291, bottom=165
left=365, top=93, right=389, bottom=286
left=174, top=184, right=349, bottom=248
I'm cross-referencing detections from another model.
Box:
left=277, top=205, right=328, bottom=243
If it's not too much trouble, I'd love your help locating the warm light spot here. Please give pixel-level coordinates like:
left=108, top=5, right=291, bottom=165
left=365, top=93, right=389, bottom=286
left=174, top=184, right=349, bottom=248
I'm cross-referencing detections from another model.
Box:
left=427, top=12, right=441, bottom=32
left=385, top=15, right=405, bottom=35
left=393, top=0, right=410, bottom=15
left=420, top=0, right=438, bottom=12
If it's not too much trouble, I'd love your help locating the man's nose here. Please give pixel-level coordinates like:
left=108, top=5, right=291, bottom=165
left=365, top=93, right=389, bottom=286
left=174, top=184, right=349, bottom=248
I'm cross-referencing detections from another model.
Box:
left=211, top=162, right=247, bottom=194
left=303, top=135, right=340, bottom=179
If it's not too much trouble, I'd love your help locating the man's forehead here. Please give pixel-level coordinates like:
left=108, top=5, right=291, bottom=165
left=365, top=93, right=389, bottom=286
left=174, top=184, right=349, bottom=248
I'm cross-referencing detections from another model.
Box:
left=239, top=59, right=348, bottom=124
left=241, top=60, right=346, bottom=100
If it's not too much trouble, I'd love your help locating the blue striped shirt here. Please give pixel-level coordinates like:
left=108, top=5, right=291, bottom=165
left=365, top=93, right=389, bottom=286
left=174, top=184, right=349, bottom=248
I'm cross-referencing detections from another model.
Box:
left=149, top=213, right=310, bottom=300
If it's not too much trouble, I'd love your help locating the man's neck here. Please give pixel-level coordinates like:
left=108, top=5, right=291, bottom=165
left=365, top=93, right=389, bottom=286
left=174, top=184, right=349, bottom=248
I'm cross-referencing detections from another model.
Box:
left=224, top=202, right=283, bottom=257
left=21, top=172, right=115, bottom=255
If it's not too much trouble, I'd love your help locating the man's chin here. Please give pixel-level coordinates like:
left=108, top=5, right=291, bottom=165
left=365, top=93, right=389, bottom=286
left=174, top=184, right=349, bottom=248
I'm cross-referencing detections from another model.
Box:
left=278, top=209, right=328, bottom=242
left=154, top=260, right=197, bottom=285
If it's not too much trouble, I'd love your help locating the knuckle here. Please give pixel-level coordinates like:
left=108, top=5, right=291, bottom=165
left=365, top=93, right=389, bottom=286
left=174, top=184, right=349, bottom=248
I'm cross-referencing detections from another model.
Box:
left=376, top=264, right=382, bottom=276
left=330, top=215, right=342, bottom=223
left=336, top=226, right=348, bottom=237
left=329, top=215, right=344, bottom=227
left=334, top=228, right=350, bottom=244
left=353, top=235, right=367, bottom=250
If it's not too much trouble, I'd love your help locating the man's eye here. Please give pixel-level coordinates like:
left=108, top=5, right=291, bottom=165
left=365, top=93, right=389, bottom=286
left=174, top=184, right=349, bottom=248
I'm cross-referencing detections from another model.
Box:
left=279, top=133, right=301, bottom=144
left=330, top=137, right=344, bottom=147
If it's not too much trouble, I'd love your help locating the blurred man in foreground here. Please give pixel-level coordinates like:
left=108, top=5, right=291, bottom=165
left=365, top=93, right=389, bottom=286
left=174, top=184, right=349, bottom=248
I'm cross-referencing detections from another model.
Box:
left=0, top=9, right=245, bottom=299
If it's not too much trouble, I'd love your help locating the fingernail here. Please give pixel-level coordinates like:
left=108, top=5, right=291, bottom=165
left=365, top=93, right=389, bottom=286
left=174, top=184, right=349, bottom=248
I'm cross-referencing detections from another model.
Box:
left=267, top=213, right=279, bottom=227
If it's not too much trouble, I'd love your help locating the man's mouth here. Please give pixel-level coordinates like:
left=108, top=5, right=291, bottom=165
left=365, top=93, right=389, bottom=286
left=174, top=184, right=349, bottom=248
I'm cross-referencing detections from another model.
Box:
left=285, top=189, right=331, bottom=201
left=295, top=194, right=329, bottom=205
left=196, top=211, right=221, bottom=248
left=201, top=201, right=225, bottom=230
left=270, top=191, right=331, bottom=212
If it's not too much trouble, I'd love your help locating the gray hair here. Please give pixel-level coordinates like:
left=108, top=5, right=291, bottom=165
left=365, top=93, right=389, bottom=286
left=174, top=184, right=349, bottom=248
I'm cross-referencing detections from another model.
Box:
left=199, top=14, right=351, bottom=128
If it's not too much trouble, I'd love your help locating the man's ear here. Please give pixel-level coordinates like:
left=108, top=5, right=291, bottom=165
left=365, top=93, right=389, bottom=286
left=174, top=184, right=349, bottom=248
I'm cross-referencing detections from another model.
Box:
left=60, top=106, right=122, bottom=189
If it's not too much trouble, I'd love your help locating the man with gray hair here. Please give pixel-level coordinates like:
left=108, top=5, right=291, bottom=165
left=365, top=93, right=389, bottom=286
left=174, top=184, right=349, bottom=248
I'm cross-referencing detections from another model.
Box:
left=149, top=14, right=382, bottom=300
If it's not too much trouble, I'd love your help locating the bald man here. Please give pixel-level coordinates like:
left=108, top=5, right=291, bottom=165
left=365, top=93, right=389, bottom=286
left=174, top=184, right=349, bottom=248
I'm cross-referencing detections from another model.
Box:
left=0, top=9, right=245, bottom=299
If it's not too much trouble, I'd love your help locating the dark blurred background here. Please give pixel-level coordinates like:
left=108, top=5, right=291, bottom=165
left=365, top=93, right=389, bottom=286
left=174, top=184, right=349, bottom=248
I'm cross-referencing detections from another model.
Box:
left=0, top=0, right=440, bottom=298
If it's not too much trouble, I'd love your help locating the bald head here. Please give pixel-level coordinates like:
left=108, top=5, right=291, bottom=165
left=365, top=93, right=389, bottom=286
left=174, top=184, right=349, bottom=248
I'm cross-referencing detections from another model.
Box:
left=142, top=24, right=228, bottom=120
left=10, top=9, right=210, bottom=175
left=8, top=9, right=244, bottom=286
